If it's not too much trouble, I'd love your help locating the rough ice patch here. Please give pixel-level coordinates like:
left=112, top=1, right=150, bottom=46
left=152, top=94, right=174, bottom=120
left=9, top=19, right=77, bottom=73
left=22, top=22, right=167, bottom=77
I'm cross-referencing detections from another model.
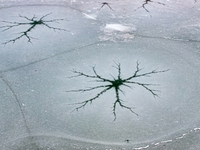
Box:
left=99, top=24, right=137, bottom=42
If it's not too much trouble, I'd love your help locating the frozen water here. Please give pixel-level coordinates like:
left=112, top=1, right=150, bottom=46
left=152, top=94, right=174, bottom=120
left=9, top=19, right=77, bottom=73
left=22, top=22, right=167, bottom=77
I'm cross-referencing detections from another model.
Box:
left=0, top=0, right=200, bottom=149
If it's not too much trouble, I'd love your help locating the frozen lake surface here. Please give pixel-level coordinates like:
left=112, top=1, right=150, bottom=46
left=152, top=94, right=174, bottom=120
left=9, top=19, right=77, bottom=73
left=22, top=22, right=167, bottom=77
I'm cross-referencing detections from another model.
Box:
left=0, top=0, right=200, bottom=149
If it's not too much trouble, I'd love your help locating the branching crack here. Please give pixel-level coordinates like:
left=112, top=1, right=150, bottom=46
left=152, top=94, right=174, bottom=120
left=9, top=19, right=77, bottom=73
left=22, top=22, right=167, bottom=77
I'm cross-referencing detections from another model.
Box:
left=66, top=62, right=169, bottom=120
left=134, top=0, right=165, bottom=17
left=0, top=13, right=67, bottom=45
left=98, top=2, right=114, bottom=11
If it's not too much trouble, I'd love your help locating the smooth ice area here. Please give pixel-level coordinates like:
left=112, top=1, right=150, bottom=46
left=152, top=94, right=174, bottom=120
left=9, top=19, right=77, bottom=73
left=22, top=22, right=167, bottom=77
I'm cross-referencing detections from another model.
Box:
left=0, top=0, right=200, bottom=149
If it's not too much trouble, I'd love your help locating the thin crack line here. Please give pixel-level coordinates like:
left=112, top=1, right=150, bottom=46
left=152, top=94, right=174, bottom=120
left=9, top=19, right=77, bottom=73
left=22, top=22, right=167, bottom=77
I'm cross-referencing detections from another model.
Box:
left=131, top=33, right=200, bottom=43
left=0, top=41, right=106, bottom=73
left=0, top=73, right=31, bottom=137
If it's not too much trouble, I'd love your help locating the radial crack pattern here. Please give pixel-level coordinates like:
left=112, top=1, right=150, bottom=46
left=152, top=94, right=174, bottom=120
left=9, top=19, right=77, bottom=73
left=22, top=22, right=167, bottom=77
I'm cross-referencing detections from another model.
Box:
left=0, top=13, right=67, bottom=45
left=66, top=62, right=169, bottom=120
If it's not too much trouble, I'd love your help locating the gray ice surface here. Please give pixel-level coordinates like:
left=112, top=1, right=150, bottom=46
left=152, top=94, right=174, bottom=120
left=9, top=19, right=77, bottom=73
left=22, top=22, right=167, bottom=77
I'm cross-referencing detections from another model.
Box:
left=0, top=0, right=200, bottom=149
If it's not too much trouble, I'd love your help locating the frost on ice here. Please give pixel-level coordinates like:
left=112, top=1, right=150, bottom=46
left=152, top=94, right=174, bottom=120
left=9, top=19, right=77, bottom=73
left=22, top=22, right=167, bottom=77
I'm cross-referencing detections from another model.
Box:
left=99, top=23, right=136, bottom=42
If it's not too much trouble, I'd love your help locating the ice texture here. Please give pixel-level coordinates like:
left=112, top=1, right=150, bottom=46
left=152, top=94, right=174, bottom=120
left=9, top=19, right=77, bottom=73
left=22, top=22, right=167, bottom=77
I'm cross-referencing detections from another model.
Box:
left=0, top=0, right=200, bottom=149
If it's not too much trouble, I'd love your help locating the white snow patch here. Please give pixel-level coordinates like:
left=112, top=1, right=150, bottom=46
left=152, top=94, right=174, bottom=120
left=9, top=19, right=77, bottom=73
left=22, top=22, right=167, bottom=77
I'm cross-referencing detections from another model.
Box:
left=82, top=12, right=97, bottom=20
left=104, top=24, right=136, bottom=32
left=99, top=24, right=136, bottom=42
